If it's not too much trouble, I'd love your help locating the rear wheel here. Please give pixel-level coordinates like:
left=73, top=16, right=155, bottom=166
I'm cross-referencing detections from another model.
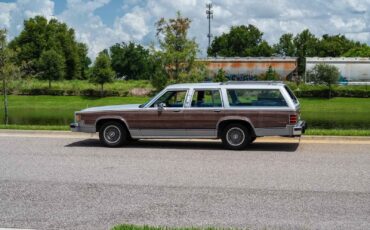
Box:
left=99, top=121, right=128, bottom=147
left=221, top=123, right=251, bottom=150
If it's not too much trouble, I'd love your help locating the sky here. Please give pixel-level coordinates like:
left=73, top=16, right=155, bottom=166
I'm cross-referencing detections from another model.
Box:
left=0, top=0, right=370, bottom=60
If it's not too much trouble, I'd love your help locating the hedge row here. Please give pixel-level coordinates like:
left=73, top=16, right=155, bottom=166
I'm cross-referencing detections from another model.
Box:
left=294, top=89, right=370, bottom=98
left=12, top=88, right=132, bottom=97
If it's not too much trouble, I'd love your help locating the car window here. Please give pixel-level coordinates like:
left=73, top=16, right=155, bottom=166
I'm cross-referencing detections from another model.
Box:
left=227, top=89, right=288, bottom=107
left=284, top=85, right=298, bottom=104
left=151, top=90, right=187, bottom=108
left=191, top=90, right=222, bottom=107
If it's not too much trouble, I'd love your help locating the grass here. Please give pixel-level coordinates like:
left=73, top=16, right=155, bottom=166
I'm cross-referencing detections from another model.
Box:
left=112, top=224, right=220, bottom=230
left=0, top=96, right=369, bottom=136
left=0, top=124, right=69, bottom=131
left=299, top=97, right=370, bottom=129
left=0, top=95, right=149, bottom=125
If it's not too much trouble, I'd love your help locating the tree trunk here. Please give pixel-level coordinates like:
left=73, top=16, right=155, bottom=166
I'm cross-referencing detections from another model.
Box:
left=49, top=79, right=51, bottom=89
left=100, top=84, right=104, bottom=97
left=3, top=78, right=8, bottom=125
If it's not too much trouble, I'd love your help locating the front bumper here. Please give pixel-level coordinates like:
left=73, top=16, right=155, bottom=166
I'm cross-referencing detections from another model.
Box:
left=70, top=122, right=95, bottom=133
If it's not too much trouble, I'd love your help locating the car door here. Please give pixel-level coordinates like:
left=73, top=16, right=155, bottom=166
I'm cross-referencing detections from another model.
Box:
left=140, top=89, right=188, bottom=137
left=183, top=88, right=224, bottom=137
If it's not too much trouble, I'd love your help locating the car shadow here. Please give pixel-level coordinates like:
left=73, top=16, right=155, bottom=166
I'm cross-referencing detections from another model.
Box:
left=65, top=139, right=300, bottom=152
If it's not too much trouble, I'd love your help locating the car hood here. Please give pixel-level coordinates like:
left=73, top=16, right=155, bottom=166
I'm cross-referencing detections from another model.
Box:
left=81, top=104, right=141, bottom=112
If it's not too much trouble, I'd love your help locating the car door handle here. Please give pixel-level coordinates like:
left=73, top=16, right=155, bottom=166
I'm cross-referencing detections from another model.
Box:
left=172, top=110, right=181, bottom=112
left=213, top=109, right=221, bottom=112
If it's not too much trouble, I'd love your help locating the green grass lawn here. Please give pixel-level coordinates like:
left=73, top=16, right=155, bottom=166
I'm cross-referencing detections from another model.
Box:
left=0, top=96, right=369, bottom=135
left=299, top=97, right=370, bottom=129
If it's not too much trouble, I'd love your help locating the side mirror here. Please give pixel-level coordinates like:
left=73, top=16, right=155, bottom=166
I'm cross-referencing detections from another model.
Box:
left=158, top=102, right=166, bottom=112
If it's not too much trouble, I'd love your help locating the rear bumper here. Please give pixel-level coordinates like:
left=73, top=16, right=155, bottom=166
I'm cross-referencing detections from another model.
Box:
left=70, top=122, right=95, bottom=133
left=293, top=120, right=307, bottom=136
left=254, top=120, right=307, bottom=137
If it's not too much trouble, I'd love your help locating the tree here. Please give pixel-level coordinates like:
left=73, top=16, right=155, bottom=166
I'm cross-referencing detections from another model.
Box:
left=294, top=29, right=319, bottom=77
left=90, top=51, right=115, bottom=96
left=343, top=46, right=370, bottom=57
left=9, top=16, right=89, bottom=79
left=214, top=68, right=227, bottom=82
left=154, top=11, right=204, bottom=89
left=207, top=24, right=272, bottom=57
left=258, top=66, right=280, bottom=81
left=306, top=63, right=340, bottom=98
left=110, top=42, right=156, bottom=80
left=0, top=29, right=20, bottom=125
left=317, top=34, right=360, bottom=57
left=274, top=33, right=296, bottom=56
left=38, top=49, right=65, bottom=88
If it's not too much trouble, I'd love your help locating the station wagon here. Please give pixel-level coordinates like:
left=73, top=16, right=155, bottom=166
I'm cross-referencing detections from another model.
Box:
left=70, top=82, right=307, bottom=150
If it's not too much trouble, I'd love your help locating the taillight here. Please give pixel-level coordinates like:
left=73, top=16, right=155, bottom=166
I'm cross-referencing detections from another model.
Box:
left=289, top=114, right=297, bottom=124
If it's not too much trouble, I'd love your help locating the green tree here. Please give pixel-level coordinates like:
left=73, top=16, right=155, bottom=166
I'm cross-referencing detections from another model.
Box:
left=274, top=33, right=296, bottom=56
left=9, top=16, right=88, bottom=80
left=214, top=68, right=227, bottom=82
left=154, top=11, right=204, bottom=89
left=306, top=63, right=340, bottom=98
left=207, top=24, right=272, bottom=57
left=343, top=46, right=370, bottom=57
left=317, top=34, right=359, bottom=57
left=110, top=42, right=156, bottom=80
left=90, top=51, right=115, bottom=96
left=38, top=49, right=65, bottom=88
left=0, top=29, right=20, bottom=125
left=258, top=66, right=280, bottom=81
left=294, top=29, right=319, bottom=77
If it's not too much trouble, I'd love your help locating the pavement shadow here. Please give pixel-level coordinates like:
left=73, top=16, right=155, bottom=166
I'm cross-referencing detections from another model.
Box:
left=65, top=139, right=299, bottom=152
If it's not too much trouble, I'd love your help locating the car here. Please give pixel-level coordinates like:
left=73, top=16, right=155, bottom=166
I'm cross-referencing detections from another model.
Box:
left=70, top=81, right=307, bottom=150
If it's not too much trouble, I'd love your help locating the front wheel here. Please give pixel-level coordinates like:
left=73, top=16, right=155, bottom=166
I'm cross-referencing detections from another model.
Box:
left=221, top=123, right=251, bottom=150
left=99, top=121, right=128, bottom=147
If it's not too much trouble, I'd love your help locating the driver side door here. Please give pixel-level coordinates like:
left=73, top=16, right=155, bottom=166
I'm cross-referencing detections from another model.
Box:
left=140, top=89, right=188, bottom=137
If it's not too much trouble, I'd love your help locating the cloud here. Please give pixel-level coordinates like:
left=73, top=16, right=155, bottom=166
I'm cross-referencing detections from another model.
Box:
left=0, top=0, right=54, bottom=37
left=0, top=0, right=369, bottom=59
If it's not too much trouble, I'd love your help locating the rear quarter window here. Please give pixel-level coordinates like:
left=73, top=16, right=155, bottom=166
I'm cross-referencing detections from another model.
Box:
left=227, top=89, right=288, bottom=107
left=284, top=85, right=298, bottom=104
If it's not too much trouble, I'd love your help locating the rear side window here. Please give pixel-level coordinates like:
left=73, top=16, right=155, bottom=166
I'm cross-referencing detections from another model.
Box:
left=191, top=89, right=222, bottom=107
left=227, top=89, right=288, bottom=107
left=284, top=85, right=298, bottom=104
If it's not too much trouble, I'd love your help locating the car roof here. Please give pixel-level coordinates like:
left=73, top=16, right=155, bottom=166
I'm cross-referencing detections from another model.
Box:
left=166, top=81, right=286, bottom=89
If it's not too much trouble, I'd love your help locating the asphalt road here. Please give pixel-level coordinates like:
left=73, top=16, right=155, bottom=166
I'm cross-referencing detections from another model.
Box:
left=0, top=131, right=370, bottom=230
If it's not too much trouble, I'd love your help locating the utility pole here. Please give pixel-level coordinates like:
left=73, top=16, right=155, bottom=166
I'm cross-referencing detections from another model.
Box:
left=206, top=3, right=213, bottom=53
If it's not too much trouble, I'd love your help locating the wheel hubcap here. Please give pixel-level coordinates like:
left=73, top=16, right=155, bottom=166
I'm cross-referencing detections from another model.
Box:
left=104, top=125, right=121, bottom=144
left=226, top=127, right=245, bottom=146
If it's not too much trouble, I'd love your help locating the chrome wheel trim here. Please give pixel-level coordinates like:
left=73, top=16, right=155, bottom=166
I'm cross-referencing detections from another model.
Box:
left=226, top=127, right=245, bottom=147
left=103, top=125, right=121, bottom=144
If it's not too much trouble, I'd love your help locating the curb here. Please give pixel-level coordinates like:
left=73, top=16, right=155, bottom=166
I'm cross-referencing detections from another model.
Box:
left=0, top=129, right=369, bottom=141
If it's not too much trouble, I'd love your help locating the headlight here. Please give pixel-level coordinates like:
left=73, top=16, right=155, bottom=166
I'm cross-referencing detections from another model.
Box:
left=75, top=114, right=81, bottom=122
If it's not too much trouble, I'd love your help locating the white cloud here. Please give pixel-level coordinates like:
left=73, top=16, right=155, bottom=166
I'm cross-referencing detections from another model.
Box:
left=0, top=0, right=369, bottom=59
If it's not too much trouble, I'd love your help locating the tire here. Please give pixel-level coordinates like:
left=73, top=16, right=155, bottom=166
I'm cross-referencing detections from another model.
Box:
left=99, top=121, right=128, bottom=147
left=221, top=123, right=251, bottom=150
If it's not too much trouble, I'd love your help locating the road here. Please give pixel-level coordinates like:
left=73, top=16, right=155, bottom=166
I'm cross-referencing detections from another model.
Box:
left=0, top=131, right=370, bottom=230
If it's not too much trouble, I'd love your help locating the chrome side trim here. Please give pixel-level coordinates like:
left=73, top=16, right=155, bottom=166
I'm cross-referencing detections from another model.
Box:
left=130, top=129, right=217, bottom=139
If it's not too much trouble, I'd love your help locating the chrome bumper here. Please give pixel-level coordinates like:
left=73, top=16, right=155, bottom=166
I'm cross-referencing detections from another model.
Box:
left=293, top=120, right=307, bottom=136
left=70, top=122, right=95, bottom=133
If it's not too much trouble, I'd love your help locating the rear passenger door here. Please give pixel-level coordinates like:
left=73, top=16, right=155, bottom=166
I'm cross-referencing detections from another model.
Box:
left=183, top=89, right=224, bottom=137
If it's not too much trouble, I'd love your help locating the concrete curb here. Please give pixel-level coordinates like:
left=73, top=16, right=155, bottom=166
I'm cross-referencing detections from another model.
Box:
left=0, top=129, right=369, bottom=141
